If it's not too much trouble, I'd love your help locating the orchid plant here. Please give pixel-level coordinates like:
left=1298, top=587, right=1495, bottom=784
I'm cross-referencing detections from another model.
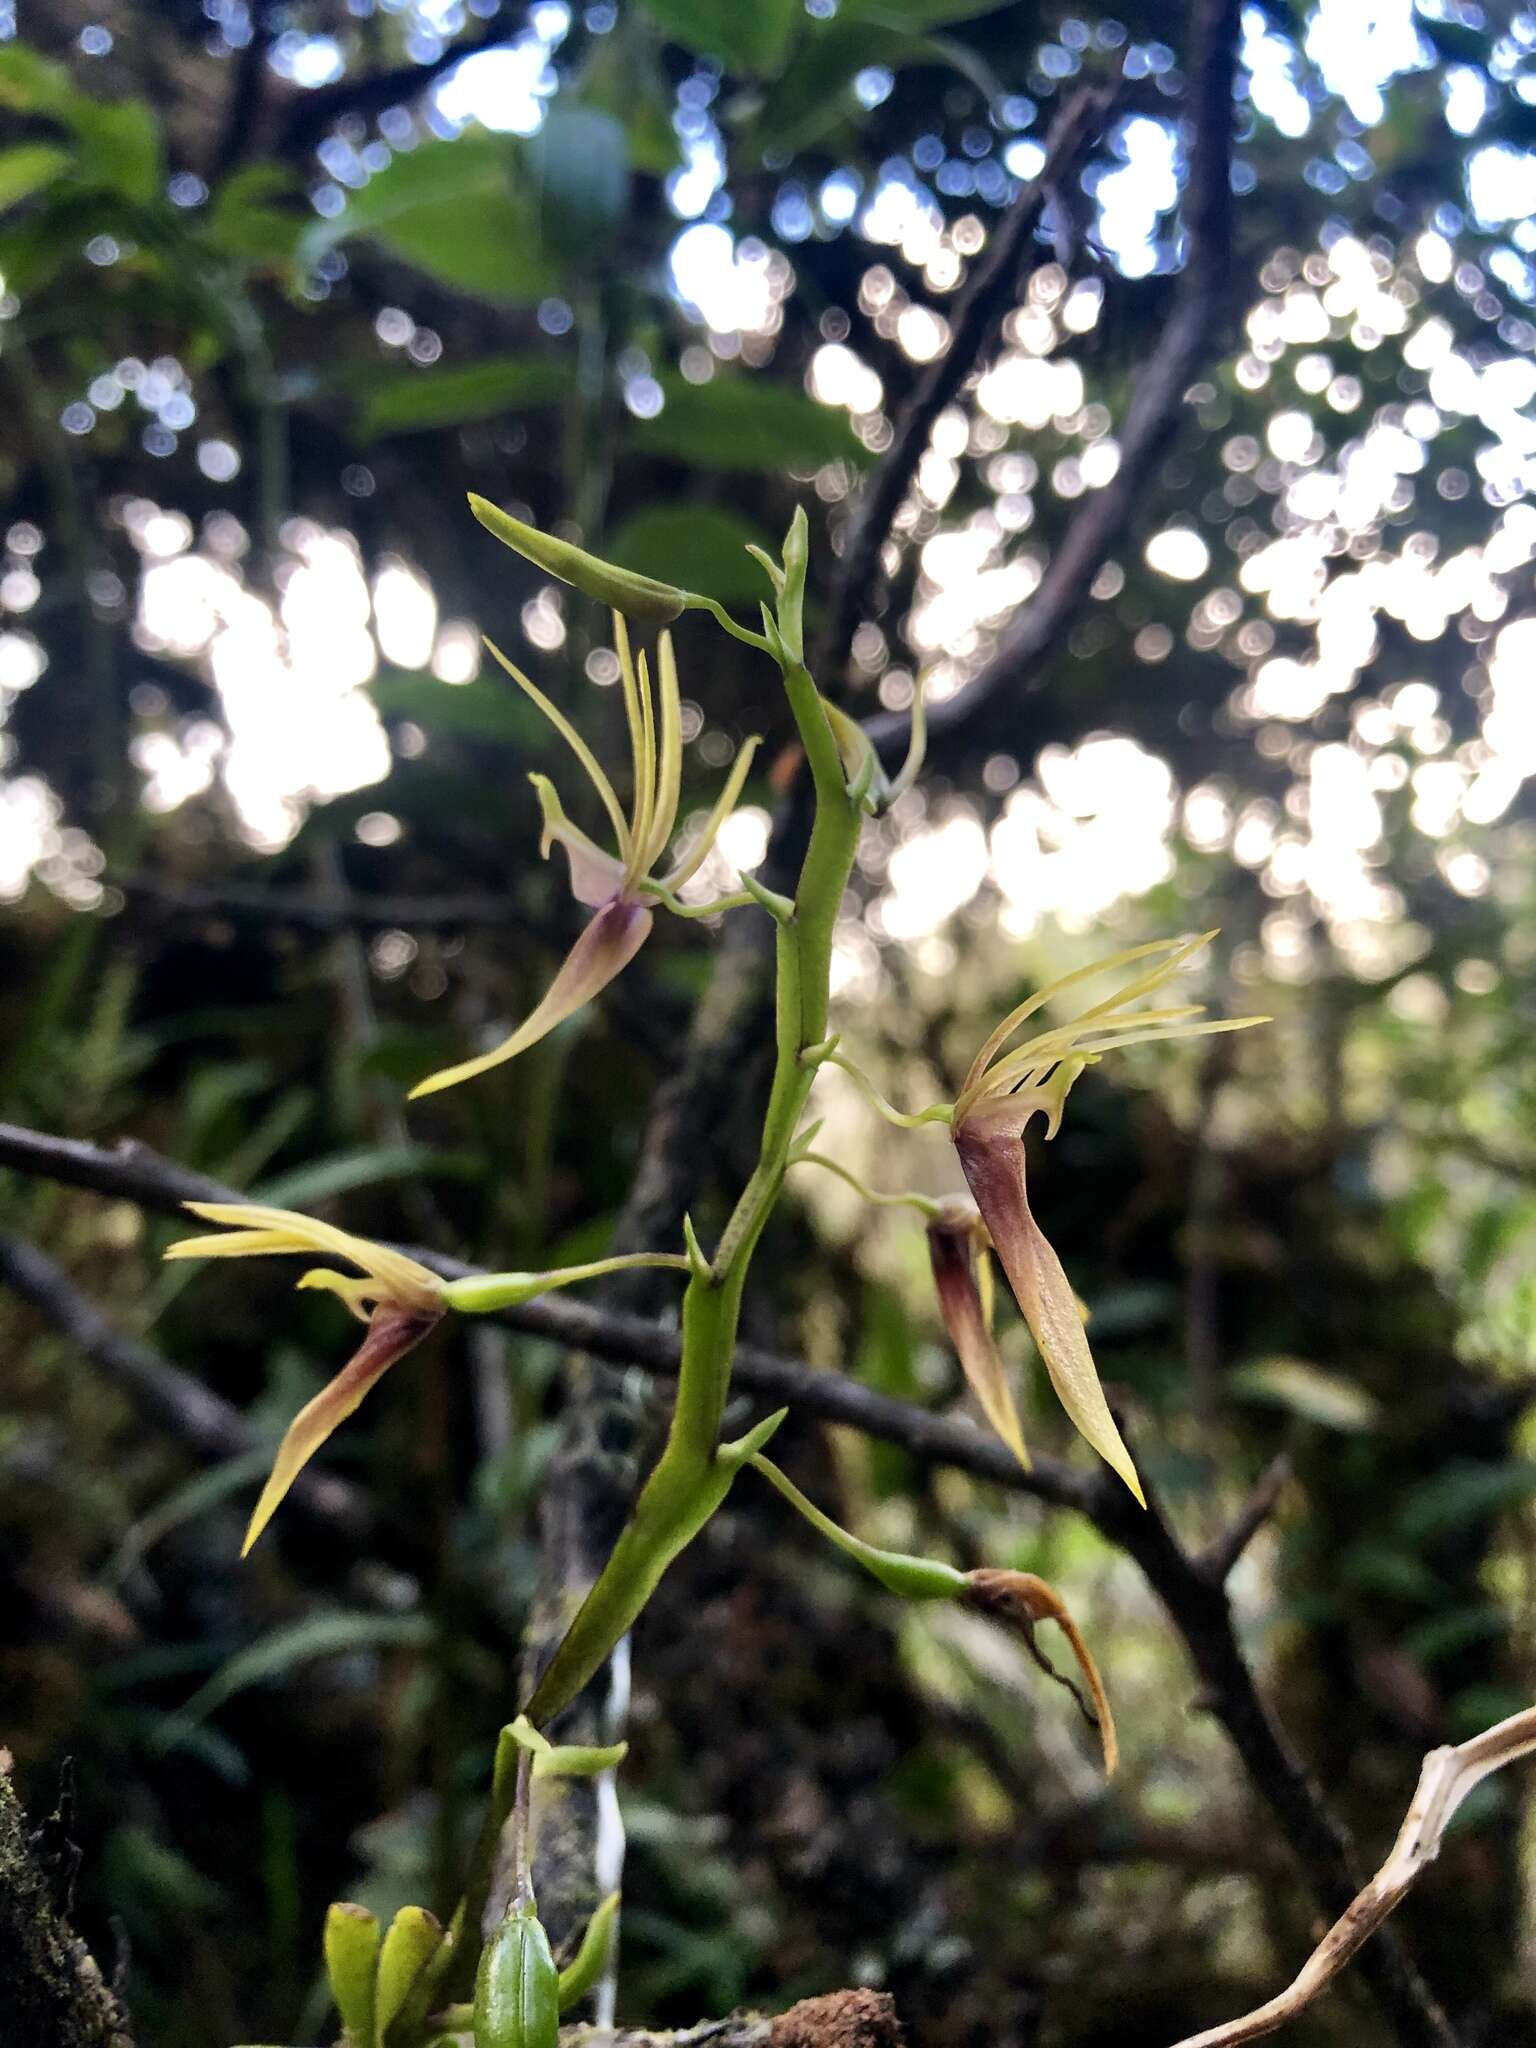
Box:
left=169, top=498, right=1263, bottom=2048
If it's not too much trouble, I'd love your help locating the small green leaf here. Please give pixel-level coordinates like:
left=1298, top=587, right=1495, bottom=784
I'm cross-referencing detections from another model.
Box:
left=530, top=106, right=630, bottom=252
left=638, top=0, right=800, bottom=74
left=1228, top=1358, right=1380, bottom=1433
left=631, top=374, right=867, bottom=472
left=0, top=143, right=69, bottom=211
left=359, top=357, right=574, bottom=437
left=298, top=135, right=556, bottom=304
left=608, top=504, right=776, bottom=605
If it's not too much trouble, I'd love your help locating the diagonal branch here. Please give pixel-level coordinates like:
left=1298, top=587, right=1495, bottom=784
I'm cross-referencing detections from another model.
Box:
left=1168, top=1706, right=1536, bottom=2048
left=815, top=77, right=1115, bottom=686
left=0, top=1119, right=1462, bottom=2046
left=865, top=0, right=1244, bottom=769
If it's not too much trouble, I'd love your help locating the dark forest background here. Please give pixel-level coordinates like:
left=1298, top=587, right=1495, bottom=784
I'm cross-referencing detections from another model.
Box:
left=5, top=2, right=1536, bottom=2044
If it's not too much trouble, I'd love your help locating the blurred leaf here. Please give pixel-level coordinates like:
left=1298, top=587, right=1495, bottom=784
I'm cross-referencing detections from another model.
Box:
left=637, top=0, right=801, bottom=74
left=608, top=503, right=775, bottom=604
left=756, top=22, right=911, bottom=149
left=65, top=97, right=163, bottom=205
left=843, top=0, right=1017, bottom=22
left=358, top=356, right=574, bottom=437
left=632, top=374, right=867, bottom=470
left=0, top=142, right=69, bottom=210
left=371, top=670, right=545, bottom=745
left=1395, top=1460, right=1536, bottom=1542
left=165, top=1611, right=432, bottom=1731
left=206, top=163, right=305, bottom=271
left=1403, top=1604, right=1507, bottom=1667
left=531, top=105, right=630, bottom=252
left=253, top=1142, right=474, bottom=1207
left=1228, top=1357, right=1380, bottom=1432
left=297, top=135, right=556, bottom=304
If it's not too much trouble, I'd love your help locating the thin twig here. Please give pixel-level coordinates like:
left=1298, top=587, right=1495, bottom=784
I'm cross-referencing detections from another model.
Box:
left=276, top=8, right=532, bottom=155
left=1167, top=1706, right=1536, bottom=2048
left=1198, top=1455, right=1292, bottom=1586
left=864, top=0, right=1244, bottom=772
left=0, top=1228, right=370, bottom=1538
left=816, top=78, right=1114, bottom=685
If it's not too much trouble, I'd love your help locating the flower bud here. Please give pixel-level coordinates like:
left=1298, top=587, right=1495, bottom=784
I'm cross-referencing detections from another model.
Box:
left=324, top=1901, right=381, bottom=2048
left=376, top=1905, right=446, bottom=2040
left=473, top=1909, right=560, bottom=2048
left=468, top=494, right=685, bottom=624
left=963, top=1567, right=1118, bottom=1776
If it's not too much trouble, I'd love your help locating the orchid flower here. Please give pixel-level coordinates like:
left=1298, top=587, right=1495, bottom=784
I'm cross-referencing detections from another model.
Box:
left=410, top=618, right=760, bottom=1100
left=949, top=934, right=1267, bottom=1504
left=924, top=1200, right=1032, bottom=1470
left=167, top=1202, right=693, bottom=1550
left=164, top=1202, right=447, bottom=1553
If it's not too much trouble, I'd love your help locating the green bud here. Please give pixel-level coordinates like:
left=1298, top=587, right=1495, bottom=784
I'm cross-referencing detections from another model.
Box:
left=749, top=1454, right=969, bottom=1602
left=324, top=1901, right=381, bottom=2048
left=557, top=1891, right=620, bottom=2014
left=473, top=1910, right=560, bottom=2048
left=468, top=494, right=685, bottom=624
left=778, top=505, right=808, bottom=661
left=533, top=1738, right=628, bottom=1780
left=375, top=1906, right=446, bottom=2042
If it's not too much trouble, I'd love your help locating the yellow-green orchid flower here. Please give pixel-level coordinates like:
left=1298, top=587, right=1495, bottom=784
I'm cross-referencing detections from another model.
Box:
left=410, top=617, right=760, bottom=1099
left=950, top=935, right=1267, bottom=1505
left=165, top=1202, right=447, bottom=1553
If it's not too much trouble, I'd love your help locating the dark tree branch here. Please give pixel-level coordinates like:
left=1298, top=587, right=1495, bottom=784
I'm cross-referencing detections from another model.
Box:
left=276, top=9, right=531, bottom=156
left=0, top=1228, right=370, bottom=1540
left=1199, top=1454, right=1291, bottom=1586
left=0, top=1121, right=1459, bottom=2045
left=116, top=875, right=537, bottom=934
left=815, top=78, right=1115, bottom=685
left=865, top=0, right=1244, bottom=770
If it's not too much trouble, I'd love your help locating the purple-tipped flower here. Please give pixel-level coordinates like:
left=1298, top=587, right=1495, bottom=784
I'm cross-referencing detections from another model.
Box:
left=411, top=618, right=759, bottom=1098
left=925, top=1200, right=1030, bottom=1470
left=950, top=936, right=1267, bottom=1504
left=164, top=1203, right=446, bottom=1551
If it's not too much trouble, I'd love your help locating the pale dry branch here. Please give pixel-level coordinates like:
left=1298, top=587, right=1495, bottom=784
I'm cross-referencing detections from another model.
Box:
left=1169, top=1704, right=1536, bottom=2048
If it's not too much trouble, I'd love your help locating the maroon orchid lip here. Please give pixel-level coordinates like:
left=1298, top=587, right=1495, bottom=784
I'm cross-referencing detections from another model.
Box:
left=954, top=1117, right=1144, bottom=1506
left=926, top=1208, right=1030, bottom=1469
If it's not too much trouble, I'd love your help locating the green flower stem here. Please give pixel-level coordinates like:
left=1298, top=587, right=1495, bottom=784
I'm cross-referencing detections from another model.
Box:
left=747, top=1454, right=967, bottom=1602
left=521, top=611, right=863, bottom=1734
left=442, top=1254, right=689, bottom=1315
left=792, top=1150, right=946, bottom=1219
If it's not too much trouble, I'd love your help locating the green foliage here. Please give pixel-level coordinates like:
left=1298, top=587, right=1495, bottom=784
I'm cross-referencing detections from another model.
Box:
left=631, top=375, right=869, bottom=470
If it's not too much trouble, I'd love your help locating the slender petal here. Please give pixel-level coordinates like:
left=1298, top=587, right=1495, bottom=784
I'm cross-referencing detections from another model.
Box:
left=409, top=897, right=653, bottom=1098
left=641, top=630, right=684, bottom=875
left=530, top=775, right=626, bottom=908
left=483, top=636, right=631, bottom=859
left=242, top=1305, right=442, bottom=1553
left=954, top=1118, right=1144, bottom=1505
left=167, top=1203, right=442, bottom=1312
left=662, top=735, right=763, bottom=891
left=927, top=1212, right=1030, bottom=1468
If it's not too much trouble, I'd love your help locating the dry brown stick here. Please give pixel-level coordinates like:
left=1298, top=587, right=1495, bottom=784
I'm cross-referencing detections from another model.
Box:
left=1167, top=1706, right=1536, bottom=2048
